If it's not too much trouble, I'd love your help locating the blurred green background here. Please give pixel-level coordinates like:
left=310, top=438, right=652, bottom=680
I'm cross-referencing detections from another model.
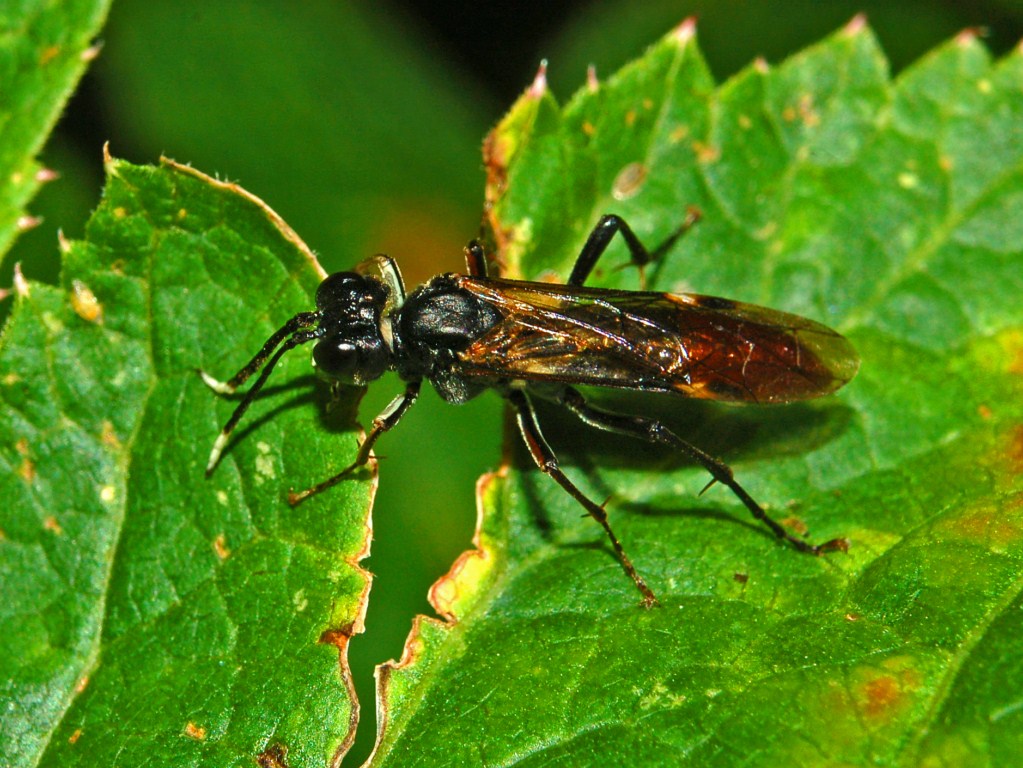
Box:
left=7, top=0, right=1022, bottom=761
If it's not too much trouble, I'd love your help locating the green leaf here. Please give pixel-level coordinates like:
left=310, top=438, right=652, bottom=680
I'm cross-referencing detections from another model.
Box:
left=370, top=21, right=1023, bottom=766
left=0, top=0, right=112, bottom=264
left=0, top=157, right=372, bottom=767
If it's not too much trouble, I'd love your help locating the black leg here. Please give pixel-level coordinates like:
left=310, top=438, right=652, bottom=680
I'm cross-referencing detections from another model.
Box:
left=205, top=327, right=323, bottom=475
left=506, top=388, right=659, bottom=608
left=288, top=380, right=422, bottom=505
left=568, top=209, right=701, bottom=287
left=556, top=387, right=849, bottom=555
left=464, top=240, right=489, bottom=277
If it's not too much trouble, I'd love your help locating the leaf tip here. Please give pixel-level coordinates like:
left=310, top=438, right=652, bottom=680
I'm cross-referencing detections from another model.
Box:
left=12, top=262, right=29, bottom=298
left=842, top=13, right=868, bottom=36
left=102, top=142, right=118, bottom=176
left=16, top=214, right=42, bottom=232
left=528, top=59, right=548, bottom=99
left=672, top=16, right=698, bottom=45
left=954, top=26, right=986, bottom=47
left=57, top=229, right=71, bottom=254
left=80, top=40, right=103, bottom=62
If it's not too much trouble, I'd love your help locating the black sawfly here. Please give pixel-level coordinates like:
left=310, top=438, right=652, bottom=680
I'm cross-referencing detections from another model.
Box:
left=204, top=213, right=859, bottom=607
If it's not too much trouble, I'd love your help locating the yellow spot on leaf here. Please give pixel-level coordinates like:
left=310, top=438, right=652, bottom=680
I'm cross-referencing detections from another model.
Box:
left=897, top=172, right=919, bottom=189
left=692, top=141, right=720, bottom=163
left=779, top=516, right=808, bottom=536
left=71, top=280, right=104, bottom=324
left=612, top=162, right=647, bottom=201
left=41, top=312, right=63, bottom=334
left=639, top=681, right=687, bottom=710
left=213, top=533, right=230, bottom=560
left=851, top=656, right=921, bottom=721
left=254, top=441, right=276, bottom=482
left=101, top=421, right=121, bottom=449
left=39, top=45, right=60, bottom=65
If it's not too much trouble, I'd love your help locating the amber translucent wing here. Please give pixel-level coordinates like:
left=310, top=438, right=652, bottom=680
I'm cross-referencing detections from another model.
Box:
left=454, top=277, right=859, bottom=404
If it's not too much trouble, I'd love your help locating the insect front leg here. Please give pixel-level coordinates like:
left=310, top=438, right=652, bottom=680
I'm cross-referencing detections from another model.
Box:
left=505, top=388, right=659, bottom=608
left=568, top=209, right=701, bottom=287
left=288, top=380, right=422, bottom=505
left=556, top=387, right=849, bottom=556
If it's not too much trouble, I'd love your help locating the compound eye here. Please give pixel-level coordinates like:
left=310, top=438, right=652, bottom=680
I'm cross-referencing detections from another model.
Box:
left=313, top=339, right=360, bottom=379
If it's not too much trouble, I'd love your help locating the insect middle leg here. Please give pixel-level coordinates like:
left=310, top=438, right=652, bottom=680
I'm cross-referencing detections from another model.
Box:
left=288, top=380, right=422, bottom=505
left=555, top=387, right=849, bottom=555
left=568, top=209, right=701, bottom=287
left=506, top=388, right=659, bottom=607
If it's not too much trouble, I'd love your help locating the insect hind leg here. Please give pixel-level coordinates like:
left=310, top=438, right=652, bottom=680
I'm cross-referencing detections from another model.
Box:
left=568, top=208, right=701, bottom=288
left=506, top=388, right=659, bottom=608
left=556, top=387, right=849, bottom=555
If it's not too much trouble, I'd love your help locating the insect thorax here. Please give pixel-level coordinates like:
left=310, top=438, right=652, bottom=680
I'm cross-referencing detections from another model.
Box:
left=392, top=274, right=501, bottom=401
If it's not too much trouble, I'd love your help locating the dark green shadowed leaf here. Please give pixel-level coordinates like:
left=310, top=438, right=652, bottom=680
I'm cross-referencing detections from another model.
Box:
left=0, top=0, right=112, bottom=265
left=0, top=156, right=373, bottom=767
left=369, top=21, right=1023, bottom=767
